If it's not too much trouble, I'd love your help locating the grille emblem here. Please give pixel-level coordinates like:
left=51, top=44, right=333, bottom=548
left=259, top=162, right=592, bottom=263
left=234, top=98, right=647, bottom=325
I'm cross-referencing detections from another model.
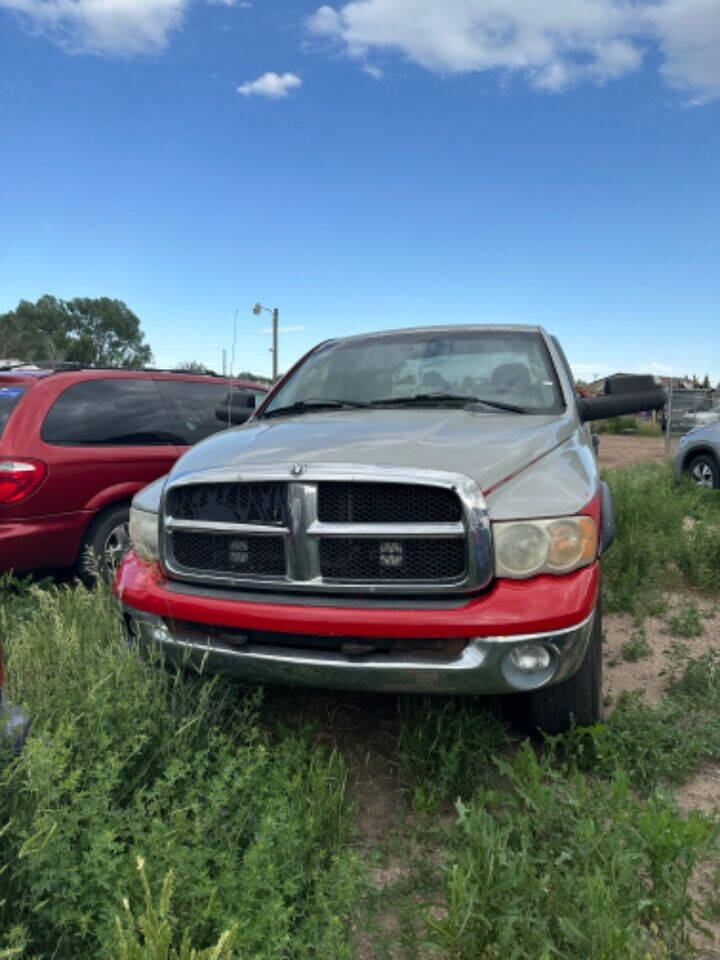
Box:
left=379, top=541, right=404, bottom=569
left=290, top=463, right=307, bottom=478
left=229, top=539, right=249, bottom=566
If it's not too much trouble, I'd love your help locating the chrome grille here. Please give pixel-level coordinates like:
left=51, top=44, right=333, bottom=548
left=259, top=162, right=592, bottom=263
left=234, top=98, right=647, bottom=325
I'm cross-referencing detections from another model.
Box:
left=161, top=466, right=491, bottom=595
left=318, top=482, right=461, bottom=523
left=319, top=537, right=466, bottom=581
left=167, top=482, right=287, bottom=526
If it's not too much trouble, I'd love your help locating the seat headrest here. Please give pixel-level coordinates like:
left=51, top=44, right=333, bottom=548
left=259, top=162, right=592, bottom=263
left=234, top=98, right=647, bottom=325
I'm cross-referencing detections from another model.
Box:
left=490, top=363, right=531, bottom=392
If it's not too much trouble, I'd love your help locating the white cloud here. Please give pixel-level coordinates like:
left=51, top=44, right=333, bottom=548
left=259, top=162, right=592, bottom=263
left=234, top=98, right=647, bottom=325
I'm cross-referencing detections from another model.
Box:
left=647, top=360, right=681, bottom=375
left=237, top=71, right=302, bottom=98
left=363, top=63, right=383, bottom=79
left=0, top=0, right=188, bottom=55
left=208, top=0, right=251, bottom=6
left=645, top=0, right=720, bottom=104
left=308, top=0, right=720, bottom=102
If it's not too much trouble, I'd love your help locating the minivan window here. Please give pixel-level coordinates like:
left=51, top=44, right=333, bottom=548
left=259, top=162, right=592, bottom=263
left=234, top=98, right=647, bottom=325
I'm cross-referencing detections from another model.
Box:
left=0, top=385, right=26, bottom=436
left=41, top=379, right=179, bottom=445
left=157, top=381, right=261, bottom=444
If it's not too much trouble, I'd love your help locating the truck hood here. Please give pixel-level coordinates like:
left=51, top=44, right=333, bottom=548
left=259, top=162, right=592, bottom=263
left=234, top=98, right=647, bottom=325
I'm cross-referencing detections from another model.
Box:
left=171, top=408, right=576, bottom=494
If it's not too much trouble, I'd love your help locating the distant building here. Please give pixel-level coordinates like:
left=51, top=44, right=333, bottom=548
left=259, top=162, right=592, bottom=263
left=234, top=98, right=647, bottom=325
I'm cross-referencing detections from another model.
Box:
left=585, top=373, right=694, bottom=396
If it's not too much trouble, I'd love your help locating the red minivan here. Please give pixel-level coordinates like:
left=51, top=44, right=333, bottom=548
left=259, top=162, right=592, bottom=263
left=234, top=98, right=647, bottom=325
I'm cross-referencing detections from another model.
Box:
left=0, top=368, right=266, bottom=581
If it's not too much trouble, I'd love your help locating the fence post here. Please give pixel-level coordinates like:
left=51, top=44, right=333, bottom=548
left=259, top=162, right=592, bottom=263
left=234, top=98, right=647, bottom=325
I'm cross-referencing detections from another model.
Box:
left=665, top=378, right=673, bottom=456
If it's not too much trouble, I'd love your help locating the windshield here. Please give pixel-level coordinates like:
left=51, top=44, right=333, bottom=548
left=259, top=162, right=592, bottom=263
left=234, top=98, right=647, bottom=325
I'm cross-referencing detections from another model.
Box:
left=0, top=385, right=27, bottom=436
left=264, top=330, right=564, bottom=415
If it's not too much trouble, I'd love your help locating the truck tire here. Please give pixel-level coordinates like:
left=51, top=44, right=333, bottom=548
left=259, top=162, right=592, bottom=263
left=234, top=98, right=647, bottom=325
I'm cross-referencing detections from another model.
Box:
left=518, top=603, right=602, bottom=736
left=77, top=503, right=131, bottom=586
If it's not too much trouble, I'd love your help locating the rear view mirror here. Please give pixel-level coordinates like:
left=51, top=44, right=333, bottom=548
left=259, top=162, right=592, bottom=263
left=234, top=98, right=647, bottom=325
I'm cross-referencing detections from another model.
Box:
left=215, top=390, right=256, bottom=426
left=577, top=375, right=667, bottom=423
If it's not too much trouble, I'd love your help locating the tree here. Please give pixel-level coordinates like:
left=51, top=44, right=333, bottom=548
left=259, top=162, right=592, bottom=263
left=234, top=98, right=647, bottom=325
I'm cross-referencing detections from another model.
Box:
left=702, top=373, right=711, bottom=389
left=0, top=295, right=153, bottom=368
left=176, top=360, right=213, bottom=374
left=235, top=370, right=271, bottom=385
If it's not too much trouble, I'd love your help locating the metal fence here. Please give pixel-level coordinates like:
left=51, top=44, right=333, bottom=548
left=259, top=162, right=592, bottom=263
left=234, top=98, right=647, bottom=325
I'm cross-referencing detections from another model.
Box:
left=665, top=385, right=720, bottom=452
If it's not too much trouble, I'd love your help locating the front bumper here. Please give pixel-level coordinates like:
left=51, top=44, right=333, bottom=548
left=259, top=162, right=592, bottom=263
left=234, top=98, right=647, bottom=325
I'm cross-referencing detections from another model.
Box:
left=117, top=552, right=599, bottom=696
left=124, top=606, right=595, bottom=695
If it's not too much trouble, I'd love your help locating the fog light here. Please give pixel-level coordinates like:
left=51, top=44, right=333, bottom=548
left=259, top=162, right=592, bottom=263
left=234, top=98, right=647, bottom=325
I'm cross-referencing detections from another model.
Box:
left=508, top=643, right=552, bottom=674
left=229, top=539, right=249, bottom=566
left=379, top=541, right=404, bottom=568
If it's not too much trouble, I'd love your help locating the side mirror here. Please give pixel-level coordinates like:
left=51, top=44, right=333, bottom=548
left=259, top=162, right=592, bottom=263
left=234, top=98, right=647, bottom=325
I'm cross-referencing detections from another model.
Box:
left=216, top=405, right=252, bottom=425
left=577, top=375, right=667, bottom=423
left=215, top=391, right=256, bottom=426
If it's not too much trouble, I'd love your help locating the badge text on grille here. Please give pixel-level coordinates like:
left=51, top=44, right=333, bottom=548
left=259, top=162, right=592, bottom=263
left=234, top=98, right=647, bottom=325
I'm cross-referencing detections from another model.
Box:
left=379, top=541, right=404, bottom=569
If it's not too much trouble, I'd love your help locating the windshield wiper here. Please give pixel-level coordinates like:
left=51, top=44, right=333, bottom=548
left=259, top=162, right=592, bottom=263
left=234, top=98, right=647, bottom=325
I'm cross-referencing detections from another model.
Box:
left=370, top=392, right=479, bottom=406
left=263, top=398, right=370, bottom=418
left=467, top=397, right=527, bottom=413
left=369, top=393, right=526, bottom=412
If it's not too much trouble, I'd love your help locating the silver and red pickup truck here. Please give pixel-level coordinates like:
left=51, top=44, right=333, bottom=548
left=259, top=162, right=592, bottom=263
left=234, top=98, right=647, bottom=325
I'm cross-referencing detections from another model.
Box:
left=115, top=324, right=665, bottom=734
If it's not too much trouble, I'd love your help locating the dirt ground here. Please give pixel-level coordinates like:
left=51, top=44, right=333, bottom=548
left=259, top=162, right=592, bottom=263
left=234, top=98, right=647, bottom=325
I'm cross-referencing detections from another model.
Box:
left=605, top=595, right=720, bottom=959
left=604, top=594, right=720, bottom=813
left=597, top=433, right=667, bottom=469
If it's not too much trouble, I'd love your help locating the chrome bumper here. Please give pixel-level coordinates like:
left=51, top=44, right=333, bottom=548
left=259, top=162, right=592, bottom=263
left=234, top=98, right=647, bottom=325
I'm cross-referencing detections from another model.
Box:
left=123, top=608, right=595, bottom=696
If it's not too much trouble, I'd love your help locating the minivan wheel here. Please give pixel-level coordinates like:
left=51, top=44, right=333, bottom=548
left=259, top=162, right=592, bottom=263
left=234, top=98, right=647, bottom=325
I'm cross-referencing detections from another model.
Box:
left=687, top=453, right=720, bottom=489
left=517, top=603, right=602, bottom=737
left=77, top=504, right=131, bottom=586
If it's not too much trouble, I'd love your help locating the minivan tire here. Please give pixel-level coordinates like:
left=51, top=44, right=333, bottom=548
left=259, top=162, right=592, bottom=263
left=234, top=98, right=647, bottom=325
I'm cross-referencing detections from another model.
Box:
left=518, top=601, right=602, bottom=736
left=687, top=453, right=720, bottom=490
left=77, top=503, right=131, bottom=586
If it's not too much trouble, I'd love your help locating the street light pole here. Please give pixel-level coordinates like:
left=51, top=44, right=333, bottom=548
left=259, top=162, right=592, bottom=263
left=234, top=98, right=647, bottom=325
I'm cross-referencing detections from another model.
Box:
left=272, top=307, right=279, bottom=382
left=253, top=302, right=280, bottom=383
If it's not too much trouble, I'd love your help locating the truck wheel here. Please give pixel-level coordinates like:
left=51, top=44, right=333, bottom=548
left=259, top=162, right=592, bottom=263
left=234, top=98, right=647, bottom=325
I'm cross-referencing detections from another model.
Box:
left=77, top=503, right=131, bottom=586
left=518, top=604, right=602, bottom=736
left=687, top=453, right=720, bottom=489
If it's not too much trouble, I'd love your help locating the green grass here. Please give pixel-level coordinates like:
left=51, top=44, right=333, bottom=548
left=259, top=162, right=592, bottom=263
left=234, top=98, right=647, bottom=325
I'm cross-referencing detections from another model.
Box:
left=394, top=698, right=510, bottom=813
left=0, top=584, right=363, bottom=959
left=423, top=745, right=716, bottom=960
left=2, top=463, right=720, bottom=959
left=594, top=416, right=662, bottom=436
left=602, top=464, right=720, bottom=614
left=666, top=600, right=706, bottom=638
left=621, top=625, right=653, bottom=662
left=558, top=642, right=720, bottom=797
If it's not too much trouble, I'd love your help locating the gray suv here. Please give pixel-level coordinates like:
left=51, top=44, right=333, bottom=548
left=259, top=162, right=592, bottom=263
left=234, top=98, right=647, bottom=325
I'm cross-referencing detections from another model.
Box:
left=116, top=325, right=665, bottom=734
left=674, top=424, right=720, bottom=488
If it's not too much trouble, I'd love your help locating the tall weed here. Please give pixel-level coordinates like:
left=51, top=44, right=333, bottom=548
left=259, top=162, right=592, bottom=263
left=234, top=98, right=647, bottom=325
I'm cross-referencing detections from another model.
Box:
left=0, top=584, right=362, bottom=959
left=395, top=697, right=510, bottom=810
left=423, top=743, right=716, bottom=960
left=602, top=465, right=720, bottom=613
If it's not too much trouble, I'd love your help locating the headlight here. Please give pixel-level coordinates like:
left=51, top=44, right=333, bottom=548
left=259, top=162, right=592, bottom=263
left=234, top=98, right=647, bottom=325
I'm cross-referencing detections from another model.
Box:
left=494, top=516, right=597, bottom=579
left=129, top=506, right=159, bottom=560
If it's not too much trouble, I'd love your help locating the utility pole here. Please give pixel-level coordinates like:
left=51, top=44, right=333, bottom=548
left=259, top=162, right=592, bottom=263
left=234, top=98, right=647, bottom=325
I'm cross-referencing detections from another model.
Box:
left=272, top=308, right=279, bottom=382
left=222, top=349, right=227, bottom=377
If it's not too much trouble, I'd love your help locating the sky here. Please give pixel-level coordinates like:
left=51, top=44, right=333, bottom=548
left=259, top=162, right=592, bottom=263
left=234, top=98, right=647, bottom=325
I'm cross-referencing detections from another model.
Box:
left=1, top=0, right=719, bottom=382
